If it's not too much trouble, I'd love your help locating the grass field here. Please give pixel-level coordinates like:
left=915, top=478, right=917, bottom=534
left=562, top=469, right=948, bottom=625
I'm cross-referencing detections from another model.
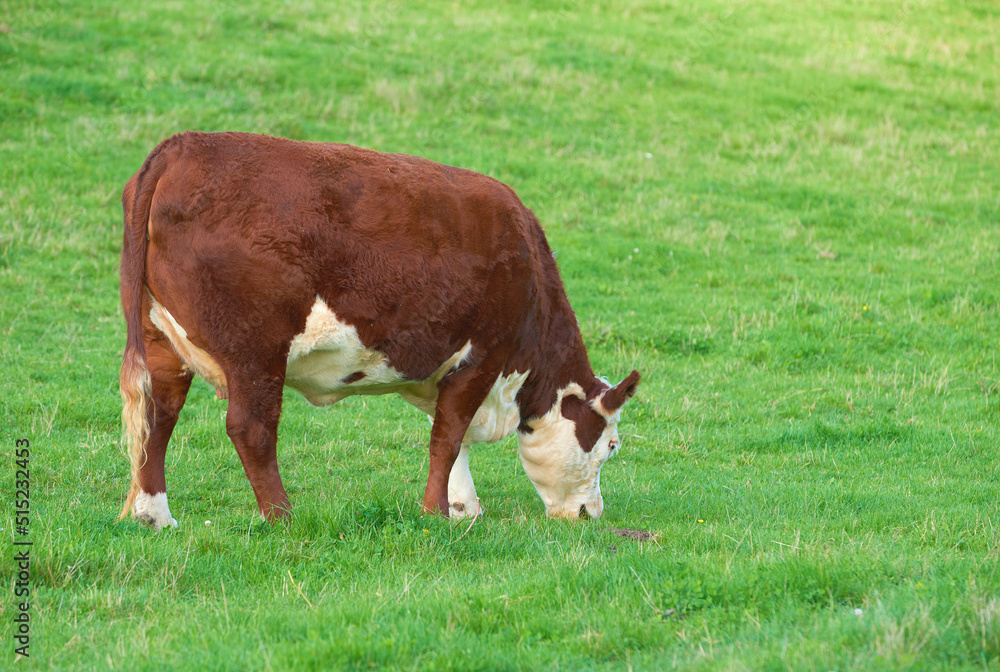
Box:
left=2, top=0, right=999, bottom=669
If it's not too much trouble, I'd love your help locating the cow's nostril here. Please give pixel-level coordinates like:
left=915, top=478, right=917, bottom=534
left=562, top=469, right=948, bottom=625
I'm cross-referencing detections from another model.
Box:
left=579, top=504, right=590, bottom=520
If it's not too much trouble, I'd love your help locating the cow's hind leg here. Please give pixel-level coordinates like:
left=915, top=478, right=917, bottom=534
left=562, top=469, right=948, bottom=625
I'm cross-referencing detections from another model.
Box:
left=448, top=443, right=482, bottom=519
left=128, top=338, right=193, bottom=529
left=224, top=369, right=290, bottom=520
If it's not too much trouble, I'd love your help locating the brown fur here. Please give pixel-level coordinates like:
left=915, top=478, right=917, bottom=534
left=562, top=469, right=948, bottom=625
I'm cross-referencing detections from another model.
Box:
left=560, top=395, right=607, bottom=453
left=119, top=131, right=639, bottom=520
left=559, top=372, right=642, bottom=453
left=601, top=371, right=641, bottom=414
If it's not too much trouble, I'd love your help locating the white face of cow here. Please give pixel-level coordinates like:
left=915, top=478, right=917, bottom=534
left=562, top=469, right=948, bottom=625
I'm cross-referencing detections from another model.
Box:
left=517, top=371, right=639, bottom=519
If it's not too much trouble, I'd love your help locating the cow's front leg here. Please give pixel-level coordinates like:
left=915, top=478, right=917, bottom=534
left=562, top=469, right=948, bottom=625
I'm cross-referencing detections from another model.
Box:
left=448, top=443, right=482, bottom=519
left=225, top=372, right=290, bottom=520
left=423, top=364, right=500, bottom=516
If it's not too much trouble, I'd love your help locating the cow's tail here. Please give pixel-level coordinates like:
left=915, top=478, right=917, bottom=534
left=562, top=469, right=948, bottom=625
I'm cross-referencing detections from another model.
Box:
left=118, top=138, right=174, bottom=520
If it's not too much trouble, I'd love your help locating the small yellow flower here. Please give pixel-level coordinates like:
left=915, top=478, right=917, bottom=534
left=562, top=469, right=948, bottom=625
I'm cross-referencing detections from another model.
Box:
left=698, top=519, right=704, bottom=523
left=862, top=305, right=869, bottom=311
left=423, top=529, right=429, bottom=535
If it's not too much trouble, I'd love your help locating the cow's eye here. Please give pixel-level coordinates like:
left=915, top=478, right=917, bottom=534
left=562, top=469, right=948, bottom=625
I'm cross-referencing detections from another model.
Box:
left=609, top=440, right=618, bottom=451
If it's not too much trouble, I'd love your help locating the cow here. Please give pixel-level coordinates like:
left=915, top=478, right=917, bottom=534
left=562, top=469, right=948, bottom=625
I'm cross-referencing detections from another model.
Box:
left=118, top=131, right=640, bottom=529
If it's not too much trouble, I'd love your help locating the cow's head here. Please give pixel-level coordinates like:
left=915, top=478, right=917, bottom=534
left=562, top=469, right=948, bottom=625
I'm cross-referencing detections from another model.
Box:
left=517, top=370, right=640, bottom=519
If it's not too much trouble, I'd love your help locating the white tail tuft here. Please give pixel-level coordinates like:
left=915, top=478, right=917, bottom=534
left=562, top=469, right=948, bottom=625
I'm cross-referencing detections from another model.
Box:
left=118, top=347, right=151, bottom=520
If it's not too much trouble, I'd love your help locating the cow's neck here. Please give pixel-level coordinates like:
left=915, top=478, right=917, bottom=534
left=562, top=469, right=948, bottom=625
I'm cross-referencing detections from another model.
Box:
left=513, top=276, right=598, bottom=429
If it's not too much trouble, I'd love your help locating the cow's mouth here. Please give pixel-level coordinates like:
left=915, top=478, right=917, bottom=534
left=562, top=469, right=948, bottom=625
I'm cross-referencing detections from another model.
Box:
left=578, top=504, right=590, bottom=520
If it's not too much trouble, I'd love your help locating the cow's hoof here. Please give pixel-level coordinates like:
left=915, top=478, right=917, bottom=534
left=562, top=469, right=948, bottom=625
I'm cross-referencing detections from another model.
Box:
left=449, top=499, right=483, bottom=520
left=134, top=491, right=179, bottom=530
left=136, top=511, right=178, bottom=529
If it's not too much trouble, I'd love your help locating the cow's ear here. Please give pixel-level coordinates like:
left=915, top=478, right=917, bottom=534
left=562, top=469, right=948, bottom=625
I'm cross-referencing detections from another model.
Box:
left=598, top=370, right=641, bottom=415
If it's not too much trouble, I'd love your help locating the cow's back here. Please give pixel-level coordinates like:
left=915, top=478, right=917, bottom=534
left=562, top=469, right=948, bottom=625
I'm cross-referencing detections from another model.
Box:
left=142, top=132, right=549, bottom=384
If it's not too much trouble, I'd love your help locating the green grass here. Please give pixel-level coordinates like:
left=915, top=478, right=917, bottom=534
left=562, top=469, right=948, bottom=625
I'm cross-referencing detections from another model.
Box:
left=2, top=0, right=999, bottom=669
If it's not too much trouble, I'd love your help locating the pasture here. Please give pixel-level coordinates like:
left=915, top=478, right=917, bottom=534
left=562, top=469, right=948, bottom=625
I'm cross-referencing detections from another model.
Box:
left=1, top=0, right=998, bottom=669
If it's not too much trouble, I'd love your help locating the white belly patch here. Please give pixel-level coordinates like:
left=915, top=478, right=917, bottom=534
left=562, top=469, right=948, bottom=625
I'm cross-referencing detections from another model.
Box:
left=285, top=297, right=411, bottom=405
left=149, top=295, right=527, bottom=444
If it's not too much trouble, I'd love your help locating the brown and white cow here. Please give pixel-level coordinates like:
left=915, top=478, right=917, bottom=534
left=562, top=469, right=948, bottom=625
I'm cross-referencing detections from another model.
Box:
left=118, top=131, right=640, bottom=529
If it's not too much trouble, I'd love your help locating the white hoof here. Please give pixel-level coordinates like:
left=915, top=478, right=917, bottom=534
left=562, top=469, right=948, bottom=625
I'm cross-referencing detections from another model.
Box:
left=449, top=498, right=483, bottom=520
left=134, top=491, right=178, bottom=530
